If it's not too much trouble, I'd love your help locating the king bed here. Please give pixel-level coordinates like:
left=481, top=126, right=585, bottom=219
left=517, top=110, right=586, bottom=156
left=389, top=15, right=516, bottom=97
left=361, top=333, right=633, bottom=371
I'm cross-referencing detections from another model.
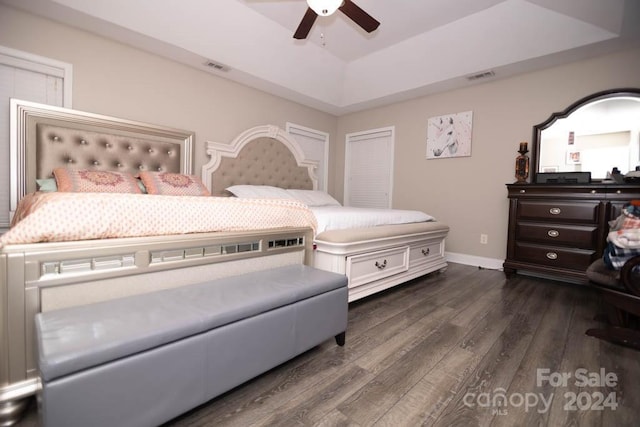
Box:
left=0, top=100, right=315, bottom=424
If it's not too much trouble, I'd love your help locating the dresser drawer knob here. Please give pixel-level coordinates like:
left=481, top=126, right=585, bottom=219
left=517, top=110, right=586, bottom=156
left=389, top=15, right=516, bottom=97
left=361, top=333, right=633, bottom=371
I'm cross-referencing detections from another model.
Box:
left=421, top=248, right=430, bottom=256
left=519, top=189, right=526, bottom=193
left=549, top=207, right=561, bottom=215
left=375, top=259, right=387, bottom=269
left=546, top=252, right=558, bottom=260
left=616, top=190, right=622, bottom=194
left=547, top=230, right=559, bottom=238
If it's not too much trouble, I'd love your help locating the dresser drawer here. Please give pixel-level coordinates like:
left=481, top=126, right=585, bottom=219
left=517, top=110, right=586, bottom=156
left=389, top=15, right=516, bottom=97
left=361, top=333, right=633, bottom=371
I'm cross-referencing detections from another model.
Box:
left=517, top=201, right=599, bottom=223
left=516, top=222, right=598, bottom=249
left=346, top=246, right=409, bottom=288
left=514, top=242, right=596, bottom=270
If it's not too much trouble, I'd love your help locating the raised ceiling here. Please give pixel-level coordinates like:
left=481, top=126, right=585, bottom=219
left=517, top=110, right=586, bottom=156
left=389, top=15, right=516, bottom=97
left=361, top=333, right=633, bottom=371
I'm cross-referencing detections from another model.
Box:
left=3, top=0, right=640, bottom=115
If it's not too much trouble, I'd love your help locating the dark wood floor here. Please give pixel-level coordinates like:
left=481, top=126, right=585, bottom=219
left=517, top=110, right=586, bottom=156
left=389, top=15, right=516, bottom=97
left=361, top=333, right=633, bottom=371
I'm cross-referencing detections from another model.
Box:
left=17, top=262, right=640, bottom=426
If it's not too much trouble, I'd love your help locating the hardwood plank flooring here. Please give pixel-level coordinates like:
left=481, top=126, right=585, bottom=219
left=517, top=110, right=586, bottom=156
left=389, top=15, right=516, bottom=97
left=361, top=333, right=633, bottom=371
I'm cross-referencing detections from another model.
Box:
left=15, top=262, right=640, bottom=426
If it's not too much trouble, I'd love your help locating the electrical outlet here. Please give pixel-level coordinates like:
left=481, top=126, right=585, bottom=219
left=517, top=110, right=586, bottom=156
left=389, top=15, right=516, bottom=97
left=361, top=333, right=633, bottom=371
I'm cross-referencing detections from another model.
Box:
left=480, top=234, right=488, bottom=244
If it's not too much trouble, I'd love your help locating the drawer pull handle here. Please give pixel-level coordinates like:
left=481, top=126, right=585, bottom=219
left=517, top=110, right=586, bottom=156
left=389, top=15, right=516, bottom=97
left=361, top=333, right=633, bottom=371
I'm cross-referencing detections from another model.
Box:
left=546, top=252, right=558, bottom=260
left=375, top=260, right=387, bottom=269
left=547, top=230, right=559, bottom=238
left=549, top=208, right=561, bottom=215
left=421, top=248, right=430, bottom=256
left=616, top=190, right=622, bottom=194
left=519, top=189, right=526, bottom=193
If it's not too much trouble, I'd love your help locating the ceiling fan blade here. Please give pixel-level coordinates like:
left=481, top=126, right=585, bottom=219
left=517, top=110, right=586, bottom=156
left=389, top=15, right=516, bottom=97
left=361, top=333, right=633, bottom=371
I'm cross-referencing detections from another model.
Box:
left=339, top=0, right=380, bottom=33
left=293, top=8, right=318, bottom=39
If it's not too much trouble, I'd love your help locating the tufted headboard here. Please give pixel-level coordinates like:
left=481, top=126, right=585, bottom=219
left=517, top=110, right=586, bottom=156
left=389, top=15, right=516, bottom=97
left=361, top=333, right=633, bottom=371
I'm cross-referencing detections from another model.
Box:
left=10, top=99, right=194, bottom=219
left=202, top=125, right=318, bottom=196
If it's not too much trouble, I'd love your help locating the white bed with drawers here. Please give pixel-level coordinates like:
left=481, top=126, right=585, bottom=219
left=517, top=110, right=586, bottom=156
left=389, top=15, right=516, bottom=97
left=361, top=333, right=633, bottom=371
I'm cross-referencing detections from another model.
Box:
left=202, top=124, right=450, bottom=302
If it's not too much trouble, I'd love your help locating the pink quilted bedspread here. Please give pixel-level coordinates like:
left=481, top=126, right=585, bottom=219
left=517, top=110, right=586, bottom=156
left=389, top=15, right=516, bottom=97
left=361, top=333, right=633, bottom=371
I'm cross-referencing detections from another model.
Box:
left=1, top=192, right=318, bottom=246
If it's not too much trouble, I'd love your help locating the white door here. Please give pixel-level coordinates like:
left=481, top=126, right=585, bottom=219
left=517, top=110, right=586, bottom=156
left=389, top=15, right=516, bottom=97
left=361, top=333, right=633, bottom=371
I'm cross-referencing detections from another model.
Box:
left=0, top=46, right=72, bottom=230
left=344, top=126, right=394, bottom=208
left=286, top=122, right=329, bottom=190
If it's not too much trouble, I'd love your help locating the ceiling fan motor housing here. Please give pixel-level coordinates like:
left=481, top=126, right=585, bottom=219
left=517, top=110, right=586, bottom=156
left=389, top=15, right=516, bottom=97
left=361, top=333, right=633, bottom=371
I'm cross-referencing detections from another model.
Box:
left=294, top=0, right=379, bottom=39
left=307, top=0, right=342, bottom=16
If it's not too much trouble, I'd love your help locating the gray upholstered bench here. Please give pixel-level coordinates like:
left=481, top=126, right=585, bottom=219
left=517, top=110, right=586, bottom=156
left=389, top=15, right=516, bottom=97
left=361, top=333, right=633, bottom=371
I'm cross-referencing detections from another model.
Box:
left=35, top=264, right=348, bottom=427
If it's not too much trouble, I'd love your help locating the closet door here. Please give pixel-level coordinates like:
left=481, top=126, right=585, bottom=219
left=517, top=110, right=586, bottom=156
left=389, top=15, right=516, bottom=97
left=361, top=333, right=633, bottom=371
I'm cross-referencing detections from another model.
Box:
left=0, top=46, right=72, bottom=230
left=344, top=126, right=394, bottom=208
left=286, top=123, right=329, bottom=191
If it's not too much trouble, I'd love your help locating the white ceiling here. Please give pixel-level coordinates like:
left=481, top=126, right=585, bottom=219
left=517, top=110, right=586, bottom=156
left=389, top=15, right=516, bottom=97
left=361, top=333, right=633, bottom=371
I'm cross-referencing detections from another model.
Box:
left=3, top=0, right=640, bottom=115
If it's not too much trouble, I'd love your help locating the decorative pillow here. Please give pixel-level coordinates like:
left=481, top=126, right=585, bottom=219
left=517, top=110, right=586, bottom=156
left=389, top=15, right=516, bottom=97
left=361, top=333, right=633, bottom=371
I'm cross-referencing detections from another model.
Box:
left=226, top=185, right=295, bottom=199
left=37, top=177, right=147, bottom=193
left=139, top=171, right=210, bottom=196
left=286, top=189, right=341, bottom=206
left=36, top=178, right=58, bottom=192
left=53, top=168, right=142, bottom=193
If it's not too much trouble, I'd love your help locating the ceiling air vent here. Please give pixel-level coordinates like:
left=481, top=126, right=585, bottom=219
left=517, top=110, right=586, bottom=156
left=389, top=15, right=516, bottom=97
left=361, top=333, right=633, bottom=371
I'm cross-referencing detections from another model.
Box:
left=467, top=70, right=495, bottom=81
left=204, top=60, right=229, bottom=72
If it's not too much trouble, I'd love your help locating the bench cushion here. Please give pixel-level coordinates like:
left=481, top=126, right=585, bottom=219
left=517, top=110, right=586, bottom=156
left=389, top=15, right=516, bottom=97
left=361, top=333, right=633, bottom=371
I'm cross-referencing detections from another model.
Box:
left=36, top=264, right=347, bottom=381
left=315, top=221, right=449, bottom=244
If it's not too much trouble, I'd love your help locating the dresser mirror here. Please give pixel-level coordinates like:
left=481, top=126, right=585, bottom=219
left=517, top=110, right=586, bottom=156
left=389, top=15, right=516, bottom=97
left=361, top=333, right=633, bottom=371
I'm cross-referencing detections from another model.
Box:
left=532, top=88, right=640, bottom=182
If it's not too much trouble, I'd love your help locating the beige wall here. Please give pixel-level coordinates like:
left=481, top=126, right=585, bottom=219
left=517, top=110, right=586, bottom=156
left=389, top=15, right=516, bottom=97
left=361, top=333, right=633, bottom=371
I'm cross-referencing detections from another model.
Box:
left=336, top=47, right=640, bottom=261
left=2, top=4, right=640, bottom=263
left=0, top=5, right=338, bottom=179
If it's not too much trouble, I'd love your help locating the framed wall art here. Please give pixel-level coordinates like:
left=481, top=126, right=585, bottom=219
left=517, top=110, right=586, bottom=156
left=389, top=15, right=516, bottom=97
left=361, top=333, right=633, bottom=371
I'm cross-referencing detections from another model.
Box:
left=426, top=111, right=473, bottom=159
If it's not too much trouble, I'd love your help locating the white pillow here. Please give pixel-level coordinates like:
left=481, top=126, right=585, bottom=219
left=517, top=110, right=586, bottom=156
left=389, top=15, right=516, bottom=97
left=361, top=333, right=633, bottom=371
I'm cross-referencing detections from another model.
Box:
left=226, top=185, right=294, bottom=199
left=286, top=189, right=341, bottom=206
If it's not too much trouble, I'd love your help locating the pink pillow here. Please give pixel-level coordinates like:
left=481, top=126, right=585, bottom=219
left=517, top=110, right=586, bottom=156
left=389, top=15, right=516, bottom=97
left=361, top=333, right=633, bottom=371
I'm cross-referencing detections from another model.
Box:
left=53, top=168, right=142, bottom=193
left=139, top=172, right=211, bottom=196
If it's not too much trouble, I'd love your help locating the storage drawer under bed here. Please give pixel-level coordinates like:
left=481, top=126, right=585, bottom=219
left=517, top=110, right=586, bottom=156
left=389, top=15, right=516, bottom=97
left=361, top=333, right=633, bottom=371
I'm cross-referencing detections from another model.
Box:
left=409, top=239, right=444, bottom=267
left=346, top=246, right=409, bottom=288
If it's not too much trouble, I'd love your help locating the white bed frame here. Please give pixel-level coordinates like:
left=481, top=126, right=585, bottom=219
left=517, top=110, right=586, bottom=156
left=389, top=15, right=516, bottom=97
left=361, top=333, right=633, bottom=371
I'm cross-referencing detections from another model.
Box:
left=202, top=125, right=449, bottom=302
left=0, top=102, right=314, bottom=425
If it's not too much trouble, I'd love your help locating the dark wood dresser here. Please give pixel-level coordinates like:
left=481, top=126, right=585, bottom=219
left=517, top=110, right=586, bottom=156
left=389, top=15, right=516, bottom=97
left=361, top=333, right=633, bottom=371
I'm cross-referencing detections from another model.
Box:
left=504, top=183, right=640, bottom=283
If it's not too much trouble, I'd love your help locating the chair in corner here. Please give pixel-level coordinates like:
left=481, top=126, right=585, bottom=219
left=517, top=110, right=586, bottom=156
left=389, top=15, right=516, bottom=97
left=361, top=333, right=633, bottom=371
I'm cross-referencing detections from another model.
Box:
left=585, top=256, right=640, bottom=350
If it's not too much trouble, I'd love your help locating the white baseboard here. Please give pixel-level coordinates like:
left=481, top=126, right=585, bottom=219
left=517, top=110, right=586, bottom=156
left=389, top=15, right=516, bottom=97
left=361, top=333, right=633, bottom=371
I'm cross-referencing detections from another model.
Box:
left=445, top=252, right=504, bottom=271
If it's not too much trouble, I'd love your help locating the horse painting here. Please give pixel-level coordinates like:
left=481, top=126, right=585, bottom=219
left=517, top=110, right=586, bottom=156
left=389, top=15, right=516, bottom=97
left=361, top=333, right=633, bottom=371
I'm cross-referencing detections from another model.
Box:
left=430, top=117, right=458, bottom=157
left=426, top=111, right=472, bottom=159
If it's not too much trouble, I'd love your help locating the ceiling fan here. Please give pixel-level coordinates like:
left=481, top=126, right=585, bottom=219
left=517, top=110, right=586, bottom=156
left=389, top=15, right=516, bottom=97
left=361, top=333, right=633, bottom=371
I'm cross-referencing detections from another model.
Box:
left=293, top=0, right=380, bottom=40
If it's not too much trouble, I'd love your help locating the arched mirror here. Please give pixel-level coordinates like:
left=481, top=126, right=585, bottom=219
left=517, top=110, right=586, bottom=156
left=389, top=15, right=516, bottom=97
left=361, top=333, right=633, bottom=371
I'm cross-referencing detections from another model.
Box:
left=532, top=88, right=640, bottom=183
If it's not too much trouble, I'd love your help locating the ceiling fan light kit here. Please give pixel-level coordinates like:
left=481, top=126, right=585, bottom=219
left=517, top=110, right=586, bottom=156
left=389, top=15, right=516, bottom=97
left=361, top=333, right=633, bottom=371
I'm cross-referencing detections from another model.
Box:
left=306, top=0, right=342, bottom=16
left=294, top=0, right=380, bottom=39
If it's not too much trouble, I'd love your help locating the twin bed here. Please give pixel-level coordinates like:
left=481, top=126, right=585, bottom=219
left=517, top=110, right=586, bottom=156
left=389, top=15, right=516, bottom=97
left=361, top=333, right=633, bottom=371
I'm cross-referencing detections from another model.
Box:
left=0, top=100, right=448, bottom=424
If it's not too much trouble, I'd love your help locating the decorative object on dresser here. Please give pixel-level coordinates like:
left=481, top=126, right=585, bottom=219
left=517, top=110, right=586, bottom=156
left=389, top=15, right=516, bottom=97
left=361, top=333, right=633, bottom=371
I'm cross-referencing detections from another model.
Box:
left=515, top=141, right=529, bottom=183
left=535, top=171, right=591, bottom=184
